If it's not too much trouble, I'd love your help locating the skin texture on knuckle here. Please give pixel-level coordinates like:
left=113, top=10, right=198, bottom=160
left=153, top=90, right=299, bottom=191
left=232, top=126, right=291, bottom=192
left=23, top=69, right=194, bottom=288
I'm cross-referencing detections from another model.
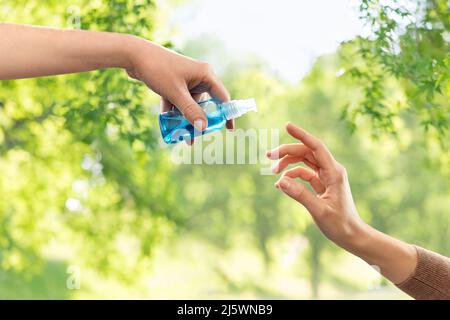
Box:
left=310, top=138, right=325, bottom=152
left=332, top=163, right=347, bottom=184
left=316, top=138, right=324, bottom=147
left=291, top=183, right=307, bottom=202
left=338, top=164, right=348, bottom=180
left=198, top=61, right=213, bottom=79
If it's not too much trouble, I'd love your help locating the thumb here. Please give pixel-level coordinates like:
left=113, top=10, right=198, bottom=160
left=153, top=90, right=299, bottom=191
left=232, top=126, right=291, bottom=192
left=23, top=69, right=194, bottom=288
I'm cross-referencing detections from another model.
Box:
left=276, top=177, right=323, bottom=217
left=170, top=90, right=208, bottom=131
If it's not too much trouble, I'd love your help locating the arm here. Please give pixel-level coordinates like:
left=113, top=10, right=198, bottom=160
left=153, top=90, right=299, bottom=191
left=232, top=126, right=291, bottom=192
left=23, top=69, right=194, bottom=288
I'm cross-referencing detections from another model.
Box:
left=268, top=122, right=450, bottom=299
left=0, top=23, right=234, bottom=132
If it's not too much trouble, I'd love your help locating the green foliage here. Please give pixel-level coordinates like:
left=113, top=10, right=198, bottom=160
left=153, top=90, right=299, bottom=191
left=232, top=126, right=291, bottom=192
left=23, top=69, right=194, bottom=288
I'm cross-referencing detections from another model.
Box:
left=0, top=0, right=177, bottom=284
left=341, top=0, right=449, bottom=146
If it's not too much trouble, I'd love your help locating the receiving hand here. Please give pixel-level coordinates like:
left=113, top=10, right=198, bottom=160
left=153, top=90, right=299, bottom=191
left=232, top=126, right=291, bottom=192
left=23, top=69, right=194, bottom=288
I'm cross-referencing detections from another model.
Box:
left=267, top=122, right=364, bottom=249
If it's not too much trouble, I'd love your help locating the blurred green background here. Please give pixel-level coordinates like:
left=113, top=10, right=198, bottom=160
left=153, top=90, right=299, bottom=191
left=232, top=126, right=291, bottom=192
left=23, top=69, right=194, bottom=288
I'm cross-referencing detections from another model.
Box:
left=0, top=0, right=448, bottom=299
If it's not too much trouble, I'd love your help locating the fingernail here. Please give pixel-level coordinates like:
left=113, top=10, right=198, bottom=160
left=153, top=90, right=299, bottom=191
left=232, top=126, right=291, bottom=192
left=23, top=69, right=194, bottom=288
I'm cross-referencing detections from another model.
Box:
left=226, top=123, right=235, bottom=132
left=278, top=178, right=290, bottom=190
left=266, top=150, right=271, bottom=157
left=194, top=119, right=205, bottom=131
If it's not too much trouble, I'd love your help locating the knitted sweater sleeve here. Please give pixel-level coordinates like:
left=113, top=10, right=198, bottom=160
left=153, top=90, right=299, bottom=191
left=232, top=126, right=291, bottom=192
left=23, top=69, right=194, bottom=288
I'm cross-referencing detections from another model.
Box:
left=396, top=246, right=450, bottom=300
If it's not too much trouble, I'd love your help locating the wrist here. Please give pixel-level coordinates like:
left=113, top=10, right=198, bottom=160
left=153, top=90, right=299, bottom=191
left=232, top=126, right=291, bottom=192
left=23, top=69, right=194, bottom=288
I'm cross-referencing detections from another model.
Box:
left=344, top=221, right=375, bottom=253
left=344, top=222, right=417, bottom=284
left=80, top=31, right=138, bottom=70
left=120, top=35, right=162, bottom=74
left=115, top=34, right=142, bottom=70
left=338, top=218, right=372, bottom=253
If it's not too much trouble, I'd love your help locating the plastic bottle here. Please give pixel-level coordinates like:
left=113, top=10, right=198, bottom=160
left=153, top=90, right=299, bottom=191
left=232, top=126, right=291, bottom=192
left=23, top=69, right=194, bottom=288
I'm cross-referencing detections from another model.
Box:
left=159, top=98, right=257, bottom=144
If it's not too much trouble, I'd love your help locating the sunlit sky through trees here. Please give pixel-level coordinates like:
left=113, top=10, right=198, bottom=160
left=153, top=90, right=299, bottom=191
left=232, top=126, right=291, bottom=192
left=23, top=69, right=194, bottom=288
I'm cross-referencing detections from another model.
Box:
left=159, top=0, right=366, bottom=82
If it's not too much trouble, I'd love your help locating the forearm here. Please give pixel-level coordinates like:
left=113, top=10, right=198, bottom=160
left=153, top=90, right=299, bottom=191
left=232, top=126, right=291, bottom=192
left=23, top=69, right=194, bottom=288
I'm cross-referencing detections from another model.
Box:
left=344, top=226, right=450, bottom=299
left=344, top=223, right=417, bottom=284
left=0, top=23, right=137, bottom=79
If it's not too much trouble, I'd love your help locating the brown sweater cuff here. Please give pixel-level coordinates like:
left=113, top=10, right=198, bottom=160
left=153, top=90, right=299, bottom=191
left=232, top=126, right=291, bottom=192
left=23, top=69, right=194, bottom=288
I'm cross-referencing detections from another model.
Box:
left=396, top=246, right=450, bottom=300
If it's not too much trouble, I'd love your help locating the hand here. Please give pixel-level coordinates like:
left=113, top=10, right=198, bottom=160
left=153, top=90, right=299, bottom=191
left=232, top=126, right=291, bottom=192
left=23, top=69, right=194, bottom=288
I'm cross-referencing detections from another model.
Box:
left=267, top=122, right=364, bottom=249
left=0, top=24, right=233, bottom=140
left=125, top=37, right=234, bottom=133
left=267, top=122, right=417, bottom=284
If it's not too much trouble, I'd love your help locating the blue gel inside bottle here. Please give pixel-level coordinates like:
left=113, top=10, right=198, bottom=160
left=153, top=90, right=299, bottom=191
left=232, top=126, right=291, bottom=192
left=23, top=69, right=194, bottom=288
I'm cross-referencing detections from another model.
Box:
left=159, top=99, right=225, bottom=144
left=159, top=98, right=256, bottom=144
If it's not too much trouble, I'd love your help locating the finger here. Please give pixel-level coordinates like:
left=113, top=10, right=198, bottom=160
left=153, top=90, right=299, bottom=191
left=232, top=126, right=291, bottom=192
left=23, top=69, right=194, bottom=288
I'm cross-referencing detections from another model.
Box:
left=192, top=92, right=205, bottom=102
left=303, top=158, right=319, bottom=172
left=266, top=143, right=317, bottom=165
left=272, top=155, right=301, bottom=174
left=207, top=75, right=231, bottom=103
left=282, top=166, right=325, bottom=194
left=275, top=176, right=323, bottom=216
left=226, top=118, right=235, bottom=131
left=185, top=137, right=194, bottom=146
left=169, top=89, right=207, bottom=130
left=208, top=75, right=233, bottom=131
left=272, top=155, right=319, bottom=174
left=161, top=92, right=204, bottom=112
left=164, top=93, right=204, bottom=112
left=204, top=75, right=234, bottom=131
left=163, top=93, right=204, bottom=144
left=272, top=154, right=319, bottom=174
left=126, top=69, right=138, bottom=80
left=186, top=93, right=205, bottom=144
left=286, top=122, right=334, bottom=169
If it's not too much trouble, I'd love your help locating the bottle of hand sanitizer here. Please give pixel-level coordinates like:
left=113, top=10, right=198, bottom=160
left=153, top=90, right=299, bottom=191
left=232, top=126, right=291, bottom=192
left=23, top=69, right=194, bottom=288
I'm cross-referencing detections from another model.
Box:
left=159, top=98, right=257, bottom=144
